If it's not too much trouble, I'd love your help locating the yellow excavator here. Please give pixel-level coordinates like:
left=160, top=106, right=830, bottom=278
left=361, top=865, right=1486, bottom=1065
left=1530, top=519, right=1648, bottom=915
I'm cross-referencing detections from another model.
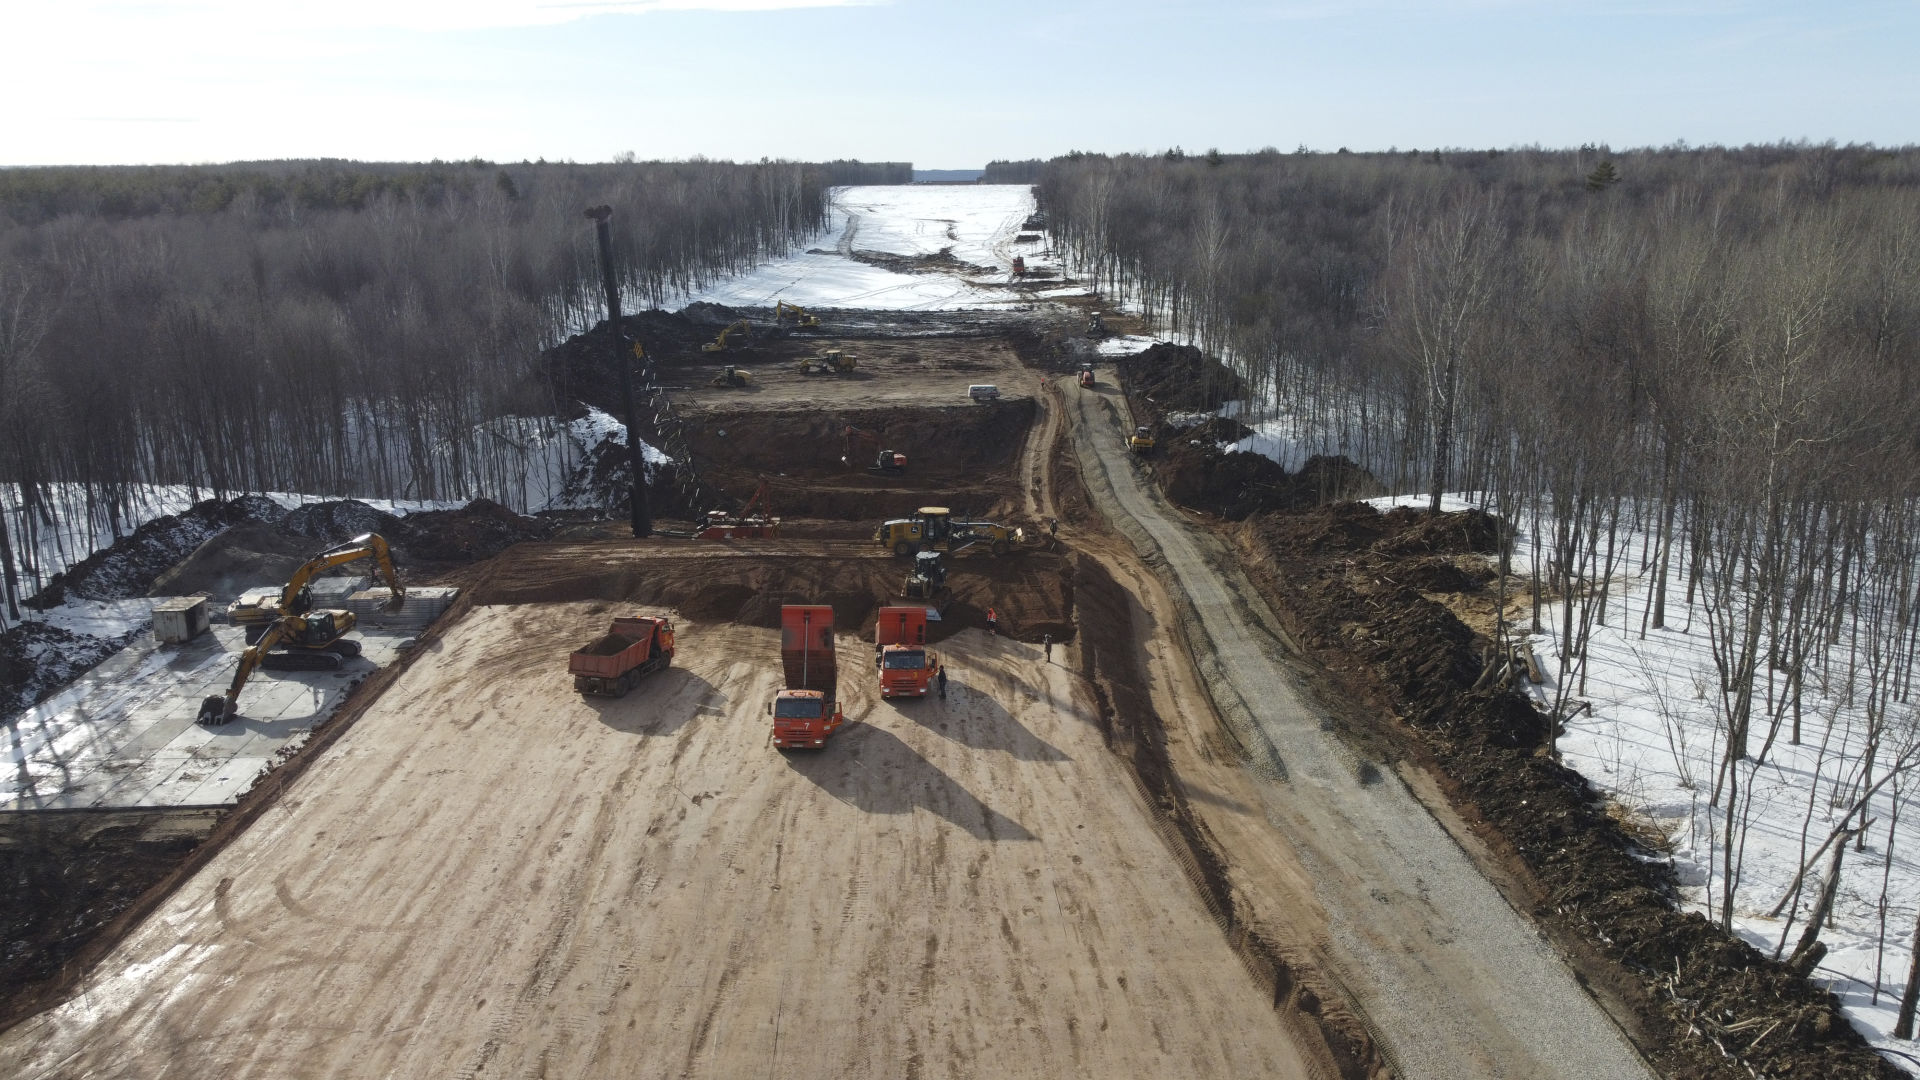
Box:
left=200, top=533, right=406, bottom=725
left=701, top=319, right=753, bottom=353
left=775, top=301, right=821, bottom=329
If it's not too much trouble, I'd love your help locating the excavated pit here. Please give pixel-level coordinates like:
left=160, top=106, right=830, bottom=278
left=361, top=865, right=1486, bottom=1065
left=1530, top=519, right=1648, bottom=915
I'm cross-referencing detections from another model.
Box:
left=687, top=400, right=1035, bottom=522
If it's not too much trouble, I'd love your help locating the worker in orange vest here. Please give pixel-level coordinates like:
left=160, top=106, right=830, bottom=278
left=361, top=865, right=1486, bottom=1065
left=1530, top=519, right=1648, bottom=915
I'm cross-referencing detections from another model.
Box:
left=986, top=607, right=998, bottom=636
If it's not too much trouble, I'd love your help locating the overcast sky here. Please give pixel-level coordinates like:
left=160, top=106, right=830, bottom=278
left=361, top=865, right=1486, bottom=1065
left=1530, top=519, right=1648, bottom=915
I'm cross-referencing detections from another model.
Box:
left=3, top=0, right=1914, bottom=167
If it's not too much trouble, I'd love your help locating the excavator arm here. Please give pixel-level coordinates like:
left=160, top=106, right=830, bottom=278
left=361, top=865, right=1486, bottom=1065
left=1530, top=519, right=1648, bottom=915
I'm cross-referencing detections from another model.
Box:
left=776, top=301, right=821, bottom=328
left=702, top=319, right=753, bottom=352
left=197, top=616, right=295, bottom=725
left=279, top=533, right=405, bottom=615
left=199, top=534, right=404, bottom=725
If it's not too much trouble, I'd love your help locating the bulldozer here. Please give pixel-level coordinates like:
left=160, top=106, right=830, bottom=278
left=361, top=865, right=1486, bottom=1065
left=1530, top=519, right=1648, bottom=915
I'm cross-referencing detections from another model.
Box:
left=798, top=349, right=857, bottom=376
left=842, top=425, right=905, bottom=472
left=710, top=365, right=752, bottom=388
left=775, top=300, right=821, bottom=329
left=876, top=507, right=1021, bottom=557
left=201, top=533, right=406, bottom=725
left=1127, top=425, right=1156, bottom=456
left=701, top=319, right=753, bottom=353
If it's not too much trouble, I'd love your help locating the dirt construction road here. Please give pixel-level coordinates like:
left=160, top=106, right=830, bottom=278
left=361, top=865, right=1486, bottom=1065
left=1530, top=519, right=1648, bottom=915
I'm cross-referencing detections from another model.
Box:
left=1062, top=374, right=1655, bottom=1080
left=0, top=604, right=1329, bottom=1079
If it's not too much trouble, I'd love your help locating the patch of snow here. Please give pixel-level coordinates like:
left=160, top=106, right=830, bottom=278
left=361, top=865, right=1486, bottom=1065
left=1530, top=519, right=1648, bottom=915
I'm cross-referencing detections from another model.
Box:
left=1406, top=488, right=1920, bottom=1068
left=1095, top=334, right=1157, bottom=356
left=675, top=185, right=1079, bottom=313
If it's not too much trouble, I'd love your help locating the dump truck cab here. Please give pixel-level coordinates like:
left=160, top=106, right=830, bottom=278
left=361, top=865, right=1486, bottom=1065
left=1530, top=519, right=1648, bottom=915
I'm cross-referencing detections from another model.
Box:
left=875, top=605, right=938, bottom=699
left=772, top=605, right=845, bottom=749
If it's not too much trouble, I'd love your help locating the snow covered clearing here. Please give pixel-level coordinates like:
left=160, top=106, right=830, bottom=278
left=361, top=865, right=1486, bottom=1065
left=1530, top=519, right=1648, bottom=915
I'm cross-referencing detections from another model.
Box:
left=1372, top=491, right=1920, bottom=1066
left=681, top=184, right=1061, bottom=312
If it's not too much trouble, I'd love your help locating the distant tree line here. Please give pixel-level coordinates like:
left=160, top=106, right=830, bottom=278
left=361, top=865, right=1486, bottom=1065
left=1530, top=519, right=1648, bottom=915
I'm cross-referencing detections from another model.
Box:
left=0, top=158, right=831, bottom=623
left=814, top=160, right=914, bottom=186
left=982, top=159, right=1045, bottom=183
left=1043, top=142, right=1920, bottom=998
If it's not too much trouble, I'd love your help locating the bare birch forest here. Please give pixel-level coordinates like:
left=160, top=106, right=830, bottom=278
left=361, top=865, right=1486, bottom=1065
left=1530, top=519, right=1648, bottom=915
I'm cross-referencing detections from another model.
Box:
left=0, top=158, right=833, bottom=622
left=1043, top=143, right=1920, bottom=1013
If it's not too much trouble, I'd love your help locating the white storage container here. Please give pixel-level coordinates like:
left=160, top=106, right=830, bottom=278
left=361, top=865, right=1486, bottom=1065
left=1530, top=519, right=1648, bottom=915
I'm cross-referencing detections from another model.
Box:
left=152, top=596, right=210, bottom=644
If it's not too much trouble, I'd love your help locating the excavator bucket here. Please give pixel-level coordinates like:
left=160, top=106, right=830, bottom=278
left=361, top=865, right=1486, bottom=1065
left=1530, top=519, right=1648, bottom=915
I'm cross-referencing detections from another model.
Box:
left=197, top=695, right=236, bottom=726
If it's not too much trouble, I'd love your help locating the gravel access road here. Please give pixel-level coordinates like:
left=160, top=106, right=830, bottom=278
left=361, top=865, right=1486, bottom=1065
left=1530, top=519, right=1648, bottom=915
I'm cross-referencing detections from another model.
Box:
left=1062, top=372, right=1657, bottom=1080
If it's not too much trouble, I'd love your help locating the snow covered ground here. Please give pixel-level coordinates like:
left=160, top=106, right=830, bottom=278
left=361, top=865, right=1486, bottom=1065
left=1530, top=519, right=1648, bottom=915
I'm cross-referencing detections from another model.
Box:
left=1371, top=492, right=1920, bottom=1067
left=681, top=184, right=1060, bottom=312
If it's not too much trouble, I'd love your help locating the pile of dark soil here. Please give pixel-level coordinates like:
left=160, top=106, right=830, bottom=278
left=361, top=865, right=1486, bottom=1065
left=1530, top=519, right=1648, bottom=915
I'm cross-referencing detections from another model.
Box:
left=389, top=498, right=554, bottom=563
left=848, top=246, right=996, bottom=276
left=33, top=495, right=556, bottom=614
left=1155, top=418, right=1385, bottom=520
left=28, top=495, right=284, bottom=607
left=1234, top=502, right=1899, bottom=1080
left=281, top=500, right=400, bottom=540
left=543, top=306, right=751, bottom=420
left=0, top=622, right=132, bottom=719
left=1113, top=342, right=1247, bottom=412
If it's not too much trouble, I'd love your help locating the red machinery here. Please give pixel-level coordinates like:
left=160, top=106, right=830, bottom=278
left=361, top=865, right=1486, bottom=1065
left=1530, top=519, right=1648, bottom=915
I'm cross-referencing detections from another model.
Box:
left=875, top=606, right=938, bottom=699
left=843, top=426, right=906, bottom=473
left=772, top=605, right=845, bottom=749
left=697, top=479, right=782, bottom=539
left=569, top=616, right=675, bottom=697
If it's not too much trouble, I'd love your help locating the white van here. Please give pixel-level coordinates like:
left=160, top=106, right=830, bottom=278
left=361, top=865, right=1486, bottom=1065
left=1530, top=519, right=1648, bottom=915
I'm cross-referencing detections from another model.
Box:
left=967, top=384, right=1001, bottom=401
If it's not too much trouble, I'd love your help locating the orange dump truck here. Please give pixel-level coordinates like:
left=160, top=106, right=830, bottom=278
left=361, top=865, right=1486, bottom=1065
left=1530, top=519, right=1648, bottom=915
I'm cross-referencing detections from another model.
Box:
left=569, top=616, right=675, bottom=697
left=875, top=605, right=939, bottom=699
left=772, top=605, right=845, bottom=749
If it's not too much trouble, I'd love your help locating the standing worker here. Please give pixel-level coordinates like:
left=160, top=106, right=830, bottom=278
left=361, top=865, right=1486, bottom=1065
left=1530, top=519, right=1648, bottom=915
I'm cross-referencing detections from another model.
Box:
left=986, top=607, right=998, bottom=636
left=1044, top=634, right=1052, bottom=663
left=937, top=664, right=948, bottom=699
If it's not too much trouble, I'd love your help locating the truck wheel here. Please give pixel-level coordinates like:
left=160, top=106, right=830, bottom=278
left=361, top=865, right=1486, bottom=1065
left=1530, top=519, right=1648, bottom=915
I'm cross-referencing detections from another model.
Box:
left=992, top=539, right=1009, bottom=556
left=893, top=541, right=912, bottom=557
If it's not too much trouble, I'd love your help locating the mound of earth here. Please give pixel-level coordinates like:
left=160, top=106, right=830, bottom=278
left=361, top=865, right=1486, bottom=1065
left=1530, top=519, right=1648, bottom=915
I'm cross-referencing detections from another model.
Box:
left=28, top=495, right=285, bottom=608
left=1155, top=418, right=1384, bottom=520
left=1374, top=505, right=1503, bottom=556
left=389, top=499, right=554, bottom=564
left=1114, top=342, right=1247, bottom=412
left=0, top=622, right=132, bottom=719
left=281, top=500, right=400, bottom=541
left=1233, top=501, right=1897, bottom=1080
left=848, top=247, right=996, bottom=276
left=148, top=524, right=316, bottom=600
